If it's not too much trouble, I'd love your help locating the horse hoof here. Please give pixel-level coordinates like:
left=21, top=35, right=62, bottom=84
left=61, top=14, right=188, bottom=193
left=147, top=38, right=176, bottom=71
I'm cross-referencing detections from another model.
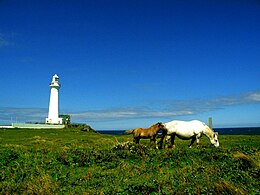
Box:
left=167, top=145, right=175, bottom=149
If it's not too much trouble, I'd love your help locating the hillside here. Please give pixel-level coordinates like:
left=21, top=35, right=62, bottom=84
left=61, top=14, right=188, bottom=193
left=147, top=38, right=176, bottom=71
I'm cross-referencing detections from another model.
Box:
left=0, top=127, right=259, bottom=194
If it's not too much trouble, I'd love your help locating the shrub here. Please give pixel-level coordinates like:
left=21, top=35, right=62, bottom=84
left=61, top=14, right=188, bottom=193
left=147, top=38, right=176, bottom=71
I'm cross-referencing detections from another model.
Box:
left=113, top=141, right=148, bottom=156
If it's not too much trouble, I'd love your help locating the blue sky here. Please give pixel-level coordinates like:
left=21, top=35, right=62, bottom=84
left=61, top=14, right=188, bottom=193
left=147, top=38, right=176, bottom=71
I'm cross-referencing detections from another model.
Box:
left=0, top=0, right=260, bottom=130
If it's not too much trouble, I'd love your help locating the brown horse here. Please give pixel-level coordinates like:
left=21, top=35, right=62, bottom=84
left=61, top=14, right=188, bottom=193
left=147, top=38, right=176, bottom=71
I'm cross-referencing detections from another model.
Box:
left=127, top=122, right=167, bottom=149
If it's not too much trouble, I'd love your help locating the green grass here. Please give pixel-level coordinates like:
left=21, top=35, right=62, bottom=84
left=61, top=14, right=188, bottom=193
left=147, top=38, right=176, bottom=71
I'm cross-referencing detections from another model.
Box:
left=0, top=128, right=259, bottom=194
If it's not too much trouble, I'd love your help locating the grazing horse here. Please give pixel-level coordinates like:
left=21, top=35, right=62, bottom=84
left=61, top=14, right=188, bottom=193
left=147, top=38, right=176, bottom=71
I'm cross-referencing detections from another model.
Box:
left=128, top=122, right=167, bottom=149
left=162, top=120, right=219, bottom=148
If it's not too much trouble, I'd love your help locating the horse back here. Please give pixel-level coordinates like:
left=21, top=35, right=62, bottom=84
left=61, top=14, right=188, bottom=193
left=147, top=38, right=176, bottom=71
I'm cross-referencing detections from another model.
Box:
left=133, top=127, right=154, bottom=138
left=133, top=128, right=144, bottom=137
left=165, top=120, right=205, bottom=137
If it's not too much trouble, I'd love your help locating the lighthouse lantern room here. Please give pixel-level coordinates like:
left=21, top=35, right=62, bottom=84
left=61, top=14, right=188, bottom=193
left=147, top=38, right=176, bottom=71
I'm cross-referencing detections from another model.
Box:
left=46, top=74, right=63, bottom=124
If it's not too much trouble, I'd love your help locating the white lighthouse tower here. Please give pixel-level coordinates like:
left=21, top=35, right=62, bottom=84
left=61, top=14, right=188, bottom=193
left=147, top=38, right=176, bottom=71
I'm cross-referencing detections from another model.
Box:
left=46, top=74, right=63, bottom=124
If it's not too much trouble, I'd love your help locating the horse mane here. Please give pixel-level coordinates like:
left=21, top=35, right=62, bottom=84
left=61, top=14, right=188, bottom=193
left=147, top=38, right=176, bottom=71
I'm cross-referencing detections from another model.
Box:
left=151, top=122, right=162, bottom=127
left=203, top=123, right=215, bottom=138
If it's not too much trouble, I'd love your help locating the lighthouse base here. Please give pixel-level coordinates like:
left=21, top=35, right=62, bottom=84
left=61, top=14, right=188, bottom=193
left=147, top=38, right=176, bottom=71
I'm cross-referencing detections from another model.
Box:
left=45, top=117, right=63, bottom=124
left=12, top=123, right=65, bottom=129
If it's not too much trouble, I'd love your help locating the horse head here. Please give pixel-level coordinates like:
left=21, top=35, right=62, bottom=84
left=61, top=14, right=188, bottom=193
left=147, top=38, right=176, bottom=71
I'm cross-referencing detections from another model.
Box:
left=210, top=132, right=219, bottom=147
left=156, top=122, right=168, bottom=132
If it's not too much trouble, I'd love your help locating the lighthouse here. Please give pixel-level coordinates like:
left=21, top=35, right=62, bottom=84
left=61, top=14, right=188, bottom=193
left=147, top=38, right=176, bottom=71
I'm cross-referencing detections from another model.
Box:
left=46, top=74, right=63, bottom=124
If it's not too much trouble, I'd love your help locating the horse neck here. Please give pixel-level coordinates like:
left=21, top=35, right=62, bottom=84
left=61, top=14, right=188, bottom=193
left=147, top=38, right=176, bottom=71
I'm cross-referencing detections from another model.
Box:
left=203, top=126, right=214, bottom=139
left=151, top=125, right=161, bottom=133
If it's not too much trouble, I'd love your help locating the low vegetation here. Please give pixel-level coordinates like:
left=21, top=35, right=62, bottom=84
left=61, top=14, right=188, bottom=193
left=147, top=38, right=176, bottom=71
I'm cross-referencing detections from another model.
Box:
left=0, top=127, right=259, bottom=194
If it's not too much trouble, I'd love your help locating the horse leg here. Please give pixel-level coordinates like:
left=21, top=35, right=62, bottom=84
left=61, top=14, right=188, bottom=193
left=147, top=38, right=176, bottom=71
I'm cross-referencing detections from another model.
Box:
left=170, top=134, right=176, bottom=149
left=134, top=137, right=140, bottom=144
left=196, top=138, right=200, bottom=148
left=164, top=136, right=169, bottom=148
left=150, top=136, right=158, bottom=149
left=154, top=136, right=159, bottom=149
left=149, top=138, right=153, bottom=146
left=158, top=134, right=165, bottom=149
left=189, top=137, right=196, bottom=148
left=164, top=135, right=174, bottom=148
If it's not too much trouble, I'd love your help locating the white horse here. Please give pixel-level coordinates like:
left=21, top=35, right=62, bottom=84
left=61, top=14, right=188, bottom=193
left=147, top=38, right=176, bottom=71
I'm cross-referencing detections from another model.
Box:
left=162, top=120, right=219, bottom=148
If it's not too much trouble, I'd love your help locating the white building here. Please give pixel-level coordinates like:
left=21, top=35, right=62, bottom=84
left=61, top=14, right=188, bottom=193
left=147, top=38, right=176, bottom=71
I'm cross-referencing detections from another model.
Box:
left=46, top=74, right=63, bottom=124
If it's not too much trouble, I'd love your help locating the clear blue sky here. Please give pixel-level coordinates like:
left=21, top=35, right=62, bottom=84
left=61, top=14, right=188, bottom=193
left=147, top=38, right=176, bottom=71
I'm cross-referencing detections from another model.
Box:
left=1, top=0, right=260, bottom=130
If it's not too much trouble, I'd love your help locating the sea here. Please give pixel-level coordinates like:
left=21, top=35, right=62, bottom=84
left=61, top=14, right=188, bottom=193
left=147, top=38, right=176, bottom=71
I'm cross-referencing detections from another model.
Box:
left=97, top=127, right=260, bottom=135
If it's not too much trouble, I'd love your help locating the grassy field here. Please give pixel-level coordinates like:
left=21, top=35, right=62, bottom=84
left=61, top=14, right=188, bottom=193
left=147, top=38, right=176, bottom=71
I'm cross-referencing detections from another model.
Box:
left=0, top=127, right=259, bottom=194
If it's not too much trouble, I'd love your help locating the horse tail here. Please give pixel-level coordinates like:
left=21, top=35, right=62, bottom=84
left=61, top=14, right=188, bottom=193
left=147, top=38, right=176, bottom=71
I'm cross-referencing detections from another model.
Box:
left=124, top=129, right=135, bottom=134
